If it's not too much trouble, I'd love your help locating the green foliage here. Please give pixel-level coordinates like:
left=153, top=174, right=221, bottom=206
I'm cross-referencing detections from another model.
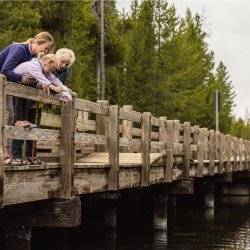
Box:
left=0, top=0, right=241, bottom=136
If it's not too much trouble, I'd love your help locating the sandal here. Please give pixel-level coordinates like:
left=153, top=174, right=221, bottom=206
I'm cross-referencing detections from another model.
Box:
left=9, top=158, right=23, bottom=166
left=4, top=156, right=12, bottom=165
left=28, top=158, right=43, bottom=165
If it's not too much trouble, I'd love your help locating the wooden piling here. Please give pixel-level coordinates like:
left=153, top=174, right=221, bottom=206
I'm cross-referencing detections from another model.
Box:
left=141, top=112, right=151, bottom=186
left=197, top=128, right=204, bottom=177
left=208, top=130, right=215, bottom=176
left=108, top=105, right=119, bottom=190
left=60, top=97, right=76, bottom=197
left=183, top=122, right=191, bottom=179
left=165, top=120, right=173, bottom=182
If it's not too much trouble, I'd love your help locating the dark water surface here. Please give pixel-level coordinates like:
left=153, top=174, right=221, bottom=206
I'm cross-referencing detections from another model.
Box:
left=32, top=197, right=250, bottom=250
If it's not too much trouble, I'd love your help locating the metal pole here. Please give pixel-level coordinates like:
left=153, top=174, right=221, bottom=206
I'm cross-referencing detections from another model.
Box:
left=215, top=91, right=219, bottom=131
left=100, top=0, right=105, bottom=100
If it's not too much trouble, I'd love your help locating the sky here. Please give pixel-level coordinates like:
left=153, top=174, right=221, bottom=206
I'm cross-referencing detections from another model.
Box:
left=116, top=0, right=250, bottom=119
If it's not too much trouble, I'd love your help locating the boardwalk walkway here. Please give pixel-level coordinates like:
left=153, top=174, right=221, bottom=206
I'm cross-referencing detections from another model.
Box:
left=0, top=74, right=249, bottom=209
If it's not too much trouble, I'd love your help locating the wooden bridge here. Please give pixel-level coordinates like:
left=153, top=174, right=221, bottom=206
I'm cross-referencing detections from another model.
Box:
left=0, top=74, right=249, bottom=226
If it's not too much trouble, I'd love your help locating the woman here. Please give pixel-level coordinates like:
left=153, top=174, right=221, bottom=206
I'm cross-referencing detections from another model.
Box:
left=0, top=31, right=55, bottom=165
left=54, top=48, right=75, bottom=85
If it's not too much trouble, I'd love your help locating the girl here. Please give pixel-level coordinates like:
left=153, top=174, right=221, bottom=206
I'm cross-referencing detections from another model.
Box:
left=13, top=54, right=72, bottom=101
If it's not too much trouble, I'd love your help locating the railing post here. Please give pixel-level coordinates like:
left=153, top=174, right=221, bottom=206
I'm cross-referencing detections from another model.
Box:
left=108, top=105, right=119, bottom=190
left=96, top=100, right=109, bottom=152
left=218, top=132, right=224, bottom=174
left=183, top=122, right=191, bottom=179
left=0, top=75, right=6, bottom=206
left=159, top=117, right=173, bottom=182
left=121, top=105, right=133, bottom=153
left=239, top=138, right=243, bottom=171
left=196, top=128, right=204, bottom=177
left=141, top=112, right=151, bottom=186
left=225, top=135, right=232, bottom=172
left=159, top=116, right=167, bottom=153
left=60, top=97, right=76, bottom=197
left=165, top=120, right=173, bottom=182
left=232, top=137, right=237, bottom=171
left=243, top=140, right=248, bottom=170
left=208, top=129, right=215, bottom=175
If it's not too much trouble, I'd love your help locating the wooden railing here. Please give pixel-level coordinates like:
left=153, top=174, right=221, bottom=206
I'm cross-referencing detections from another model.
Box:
left=0, top=74, right=250, bottom=205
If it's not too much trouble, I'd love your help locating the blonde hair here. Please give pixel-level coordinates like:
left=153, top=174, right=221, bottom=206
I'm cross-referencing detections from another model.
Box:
left=25, top=31, right=55, bottom=53
left=56, top=48, right=75, bottom=68
left=41, top=54, right=58, bottom=69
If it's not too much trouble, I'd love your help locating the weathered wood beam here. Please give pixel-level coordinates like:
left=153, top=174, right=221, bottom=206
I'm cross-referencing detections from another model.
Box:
left=75, top=98, right=109, bottom=115
left=183, top=122, right=191, bottom=178
left=60, top=99, right=76, bottom=197
left=5, top=81, right=61, bottom=105
left=4, top=126, right=60, bottom=142
left=108, top=105, right=119, bottom=190
left=141, top=112, right=151, bottom=186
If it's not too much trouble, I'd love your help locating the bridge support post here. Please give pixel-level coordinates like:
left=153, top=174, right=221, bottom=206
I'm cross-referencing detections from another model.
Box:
left=88, top=193, right=119, bottom=229
left=153, top=190, right=168, bottom=231
left=203, top=180, right=215, bottom=208
left=32, top=196, right=81, bottom=227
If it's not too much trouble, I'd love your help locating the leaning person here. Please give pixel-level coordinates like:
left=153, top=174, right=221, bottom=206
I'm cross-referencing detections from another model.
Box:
left=0, top=31, right=55, bottom=165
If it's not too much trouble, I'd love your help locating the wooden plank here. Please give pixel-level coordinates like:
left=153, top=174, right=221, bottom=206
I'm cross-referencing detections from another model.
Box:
left=121, top=105, right=133, bottom=152
left=75, top=98, right=109, bottom=115
left=218, top=132, right=224, bottom=174
left=141, top=112, right=151, bottom=186
left=196, top=128, right=204, bottom=177
left=119, top=109, right=142, bottom=123
left=40, top=112, right=96, bottom=131
left=165, top=120, right=173, bottom=182
left=77, top=152, right=165, bottom=165
left=225, top=135, right=232, bottom=172
left=75, top=132, right=107, bottom=145
left=0, top=74, right=6, bottom=206
left=208, top=130, right=215, bottom=175
left=108, top=105, right=119, bottom=190
left=183, top=122, right=191, bottom=178
left=5, top=126, right=60, bottom=142
left=96, top=100, right=109, bottom=152
left=5, top=81, right=60, bottom=105
left=60, top=99, right=75, bottom=197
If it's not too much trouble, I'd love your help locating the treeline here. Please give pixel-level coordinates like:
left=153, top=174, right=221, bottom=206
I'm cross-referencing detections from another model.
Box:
left=0, top=0, right=249, bottom=138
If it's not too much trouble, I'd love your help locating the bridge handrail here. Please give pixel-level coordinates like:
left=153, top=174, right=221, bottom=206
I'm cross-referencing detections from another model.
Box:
left=0, top=74, right=250, bottom=202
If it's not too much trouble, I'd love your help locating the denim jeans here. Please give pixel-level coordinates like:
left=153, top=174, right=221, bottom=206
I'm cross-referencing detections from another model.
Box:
left=11, top=97, right=40, bottom=159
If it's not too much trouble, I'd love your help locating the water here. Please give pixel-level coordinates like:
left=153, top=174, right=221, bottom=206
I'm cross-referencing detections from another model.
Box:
left=31, top=196, right=250, bottom=250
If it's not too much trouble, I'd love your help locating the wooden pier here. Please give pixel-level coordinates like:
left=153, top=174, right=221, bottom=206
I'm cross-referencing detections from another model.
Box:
left=0, top=74, right=250, bottom=227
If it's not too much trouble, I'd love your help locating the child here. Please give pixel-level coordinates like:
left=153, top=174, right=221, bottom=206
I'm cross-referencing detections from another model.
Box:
left=13, top=54, right=72, bottom=101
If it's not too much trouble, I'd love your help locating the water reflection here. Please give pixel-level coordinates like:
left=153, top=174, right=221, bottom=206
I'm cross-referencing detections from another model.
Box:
left=31, top=196, right=250, bottom=250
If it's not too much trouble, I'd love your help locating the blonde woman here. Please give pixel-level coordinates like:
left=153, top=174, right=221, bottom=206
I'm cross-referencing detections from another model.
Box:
left=0, top=31, right=55, bottom=165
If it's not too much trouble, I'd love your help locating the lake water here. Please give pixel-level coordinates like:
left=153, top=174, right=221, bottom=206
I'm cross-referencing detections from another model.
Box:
left=31, top=196, right=250, bottom=250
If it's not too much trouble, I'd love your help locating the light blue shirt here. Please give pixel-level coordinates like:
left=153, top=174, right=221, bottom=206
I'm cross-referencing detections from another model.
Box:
left=13, top=58, right=63, bottom=87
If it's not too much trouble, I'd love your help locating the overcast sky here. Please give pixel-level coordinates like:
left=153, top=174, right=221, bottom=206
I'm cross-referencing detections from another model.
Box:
left=117, top=0, right=250, bottom=119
